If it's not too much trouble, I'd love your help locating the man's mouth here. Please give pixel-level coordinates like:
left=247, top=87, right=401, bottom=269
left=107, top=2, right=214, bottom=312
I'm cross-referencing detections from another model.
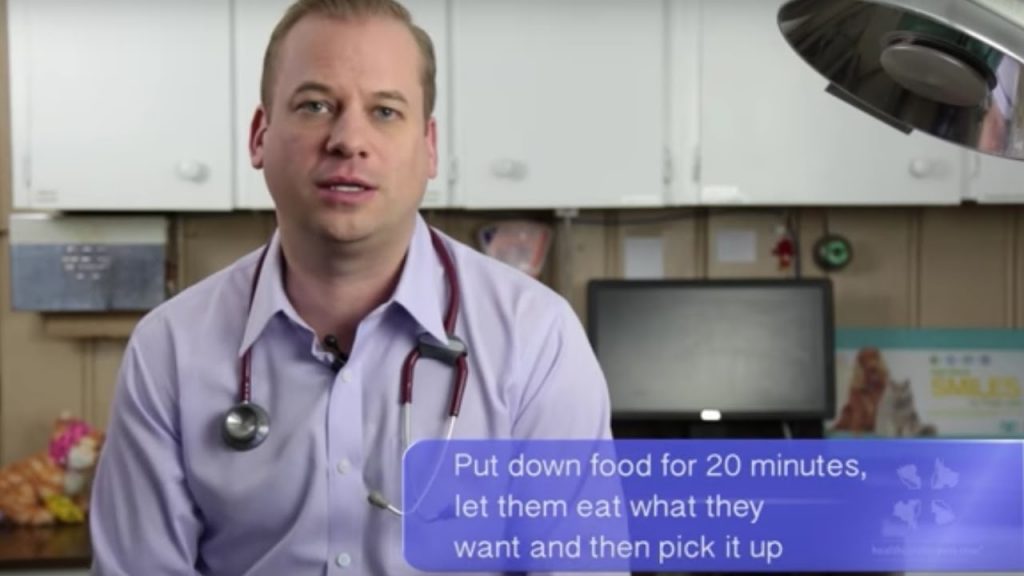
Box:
left=326, top=183, right=371, bottom=193
left=318, top=176, right=376, bottom=189
left=316, top=177, right=377, bottom=205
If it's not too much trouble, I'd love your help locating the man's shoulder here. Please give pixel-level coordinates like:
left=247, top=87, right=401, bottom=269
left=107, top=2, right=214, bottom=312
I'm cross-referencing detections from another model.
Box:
left=129, top=246, right=261, bottom=344
left=440, top=230, right=571, bottom=320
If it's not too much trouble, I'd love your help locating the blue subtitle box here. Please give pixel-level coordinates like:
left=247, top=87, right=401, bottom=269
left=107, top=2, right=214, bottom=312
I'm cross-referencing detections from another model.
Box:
left=401, top=439, right=1024, bottom=572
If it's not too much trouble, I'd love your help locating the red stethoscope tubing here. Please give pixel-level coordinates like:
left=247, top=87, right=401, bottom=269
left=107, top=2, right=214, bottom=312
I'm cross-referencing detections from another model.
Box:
left=400, top=229, right=468, bottom=418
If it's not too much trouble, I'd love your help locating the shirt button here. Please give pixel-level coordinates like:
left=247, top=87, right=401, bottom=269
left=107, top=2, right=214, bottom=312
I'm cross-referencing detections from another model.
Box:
left=336, top=458, right=351, bottom=475
left=340, top=369, right=352, bottom=383
left=335, top=552, right=352, bottom=568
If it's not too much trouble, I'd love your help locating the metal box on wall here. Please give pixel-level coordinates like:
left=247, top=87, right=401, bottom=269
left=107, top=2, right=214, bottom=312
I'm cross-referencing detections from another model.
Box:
left=9, top=214, right=168, bottom=311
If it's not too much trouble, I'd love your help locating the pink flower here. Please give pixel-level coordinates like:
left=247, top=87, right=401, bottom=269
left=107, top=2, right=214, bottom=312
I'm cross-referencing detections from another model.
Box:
left=49, top=422, right=92, bottom=467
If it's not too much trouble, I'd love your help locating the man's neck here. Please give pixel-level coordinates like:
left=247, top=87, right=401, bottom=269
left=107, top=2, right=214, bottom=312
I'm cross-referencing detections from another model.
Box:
left=278, top=221, right=415, bottom=354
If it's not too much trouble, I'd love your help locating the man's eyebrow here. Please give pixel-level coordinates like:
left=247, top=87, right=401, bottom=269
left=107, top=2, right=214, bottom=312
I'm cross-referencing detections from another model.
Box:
left=288, top=85, right=410, bottom=106
left=373, top=90, right=409, bottom=105
left=291, top=81, right=332, bottom=96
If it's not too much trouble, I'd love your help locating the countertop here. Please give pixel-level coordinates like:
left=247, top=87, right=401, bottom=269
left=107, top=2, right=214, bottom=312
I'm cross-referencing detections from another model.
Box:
left=0, top=525, right=90, bottom=571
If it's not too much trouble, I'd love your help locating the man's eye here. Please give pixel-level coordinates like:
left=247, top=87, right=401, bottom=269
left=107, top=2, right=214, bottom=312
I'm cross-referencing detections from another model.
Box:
left=298, top=101, right=331, bottom=114
left=373, top=106, right=399, bottom=120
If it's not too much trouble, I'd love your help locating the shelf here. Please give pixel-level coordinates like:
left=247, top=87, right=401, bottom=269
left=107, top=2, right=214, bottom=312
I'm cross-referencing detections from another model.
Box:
left=0, top=524, right=90, bottom=570
left=42, top=313, right=142, bottom=339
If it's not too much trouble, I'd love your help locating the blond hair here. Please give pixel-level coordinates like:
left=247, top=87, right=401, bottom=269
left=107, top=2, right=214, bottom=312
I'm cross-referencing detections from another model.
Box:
left=261, top=0, right=436, bottom=120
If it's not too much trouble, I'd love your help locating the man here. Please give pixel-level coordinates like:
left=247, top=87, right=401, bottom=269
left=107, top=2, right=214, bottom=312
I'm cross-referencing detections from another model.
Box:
left=90, top=0, right=616, bottom=574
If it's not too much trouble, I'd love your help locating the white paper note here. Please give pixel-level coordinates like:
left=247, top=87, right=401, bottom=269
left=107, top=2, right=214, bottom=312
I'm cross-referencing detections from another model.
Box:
left=714, top=229, right=757, bottom=263
left=623, top=236, right=664, bottom=279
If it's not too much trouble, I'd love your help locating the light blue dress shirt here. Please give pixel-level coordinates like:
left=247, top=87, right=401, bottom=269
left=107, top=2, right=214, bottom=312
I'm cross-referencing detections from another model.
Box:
left=90, top=214, right=617, bottom=575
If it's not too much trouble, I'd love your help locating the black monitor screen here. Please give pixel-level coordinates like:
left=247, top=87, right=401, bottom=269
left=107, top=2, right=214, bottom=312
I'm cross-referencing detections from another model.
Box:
left=587, top=279, right=835, bottom=420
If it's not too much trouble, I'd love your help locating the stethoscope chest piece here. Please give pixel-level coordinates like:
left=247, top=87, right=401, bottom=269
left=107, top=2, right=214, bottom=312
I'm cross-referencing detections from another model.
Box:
left=222, top=401, right=270, bottom=451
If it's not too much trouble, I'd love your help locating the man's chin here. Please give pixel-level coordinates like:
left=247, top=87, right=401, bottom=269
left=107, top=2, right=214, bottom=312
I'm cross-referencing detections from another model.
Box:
left=306, top=209, right=415, bottom=248
left=316, top=223, right=375, bottom=246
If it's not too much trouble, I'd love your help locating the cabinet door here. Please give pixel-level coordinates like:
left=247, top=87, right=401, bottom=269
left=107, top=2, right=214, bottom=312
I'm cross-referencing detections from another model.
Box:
left=7, top=0, right=233, bottom=211
left=233, top=0, right=450, bottom=210
left=964, top=152, right=1024, bottom=203
left=405, top=0, right=451, bottom=209
left=668, top=0, right=701, bottom=205
left=233, top=0, right=291, bottom=210
left=451, top=0, right=667, bottom=209
left=698, top=0, right=963, bottom=206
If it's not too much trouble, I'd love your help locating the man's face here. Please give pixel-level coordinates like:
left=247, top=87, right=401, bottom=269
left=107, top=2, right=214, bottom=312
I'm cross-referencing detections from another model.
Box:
left=250, top=15, right=436, bottom=247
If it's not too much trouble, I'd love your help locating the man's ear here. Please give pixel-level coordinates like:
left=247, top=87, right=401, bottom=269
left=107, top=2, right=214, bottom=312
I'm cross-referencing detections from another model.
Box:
left=249, top=106, right=269, bottom=169
left=425, top=116, right=438, bottom=179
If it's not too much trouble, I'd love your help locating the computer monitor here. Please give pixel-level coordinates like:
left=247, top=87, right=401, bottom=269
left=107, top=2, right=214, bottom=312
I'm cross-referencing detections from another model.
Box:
left=587, top=278, right=835, bottom=421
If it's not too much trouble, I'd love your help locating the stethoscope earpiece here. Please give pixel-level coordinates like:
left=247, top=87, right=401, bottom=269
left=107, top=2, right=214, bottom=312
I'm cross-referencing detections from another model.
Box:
left=222, top=402, right=271, bottom=451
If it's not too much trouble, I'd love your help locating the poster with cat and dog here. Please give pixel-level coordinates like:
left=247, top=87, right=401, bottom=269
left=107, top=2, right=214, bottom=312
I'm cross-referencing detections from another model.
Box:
left=829, top=329, right=1024, bottom=438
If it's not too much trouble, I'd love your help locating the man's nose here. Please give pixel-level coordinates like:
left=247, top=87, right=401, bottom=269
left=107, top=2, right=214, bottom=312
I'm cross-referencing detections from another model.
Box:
left=324, top=111, right=370, bottom=159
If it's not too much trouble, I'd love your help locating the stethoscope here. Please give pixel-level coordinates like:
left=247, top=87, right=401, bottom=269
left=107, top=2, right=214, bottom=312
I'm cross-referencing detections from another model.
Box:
left=222, top=227, right=469, bottom=515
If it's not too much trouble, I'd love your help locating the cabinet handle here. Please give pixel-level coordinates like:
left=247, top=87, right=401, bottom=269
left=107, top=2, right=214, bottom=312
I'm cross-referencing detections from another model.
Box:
left=176, top=161, right=209, bottom=183
left=490, top=158, right=528, bottom=180
left=908, top=158, right=934, bottom=178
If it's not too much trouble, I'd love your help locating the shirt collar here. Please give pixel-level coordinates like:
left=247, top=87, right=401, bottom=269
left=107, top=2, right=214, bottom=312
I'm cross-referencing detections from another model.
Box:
left=237, top=214, right=450, bottom=357
left=238, top=230, right=302, bottom=356
left=390, top=214, right=450, bottom=346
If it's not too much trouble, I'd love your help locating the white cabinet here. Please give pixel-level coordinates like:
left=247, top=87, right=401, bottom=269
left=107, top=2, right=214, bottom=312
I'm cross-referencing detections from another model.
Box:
left=963, top=151, right=1024, bottom=203
left=451, top=0, right=668, bottom=209
left=232, top=0, right=451, bottom=210
left=697, top=0, right=963, bottom=206
left=6, top=0, right=233, bottom=211
left=668, top=0, right=701, bottom=206
left=232, top=0, right=290, bottom=211
left=12, top=0, right=1006, bottom=212
left=405, top=0, right=451, bottom=209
